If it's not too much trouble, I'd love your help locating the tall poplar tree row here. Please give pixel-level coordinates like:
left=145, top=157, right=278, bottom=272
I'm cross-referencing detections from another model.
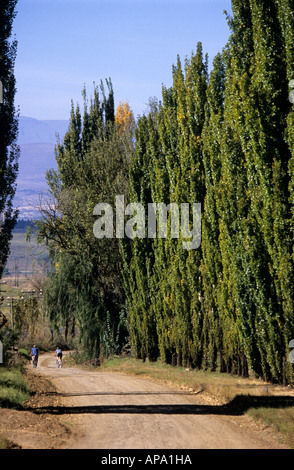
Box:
left=278, top=0, right=294, bottom=383
left=123, top=1, right=294, bottom=384
left=200, top=0, right=294, bottom=382
left=0, top=0, right=19, bottom=278
left=219, top=0, right=294, bottom=383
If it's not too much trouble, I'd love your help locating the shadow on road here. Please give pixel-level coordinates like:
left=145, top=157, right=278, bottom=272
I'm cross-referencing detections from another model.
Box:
left=25, top=395, right=294, bottom=417
left=43, top=390, right=200, bottom=397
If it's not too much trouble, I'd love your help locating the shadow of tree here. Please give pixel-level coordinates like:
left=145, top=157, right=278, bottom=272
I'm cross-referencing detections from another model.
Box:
left=24, top=394, right=294, bottom=417
left=42, top=390, right=200, bottom=397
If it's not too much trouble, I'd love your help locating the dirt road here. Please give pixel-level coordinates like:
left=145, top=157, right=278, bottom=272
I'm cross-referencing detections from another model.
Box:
left=30, top=353, right=287, bottom=449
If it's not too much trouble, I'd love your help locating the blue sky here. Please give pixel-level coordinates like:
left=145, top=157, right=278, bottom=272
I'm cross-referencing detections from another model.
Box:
left=13, top=0, right=232, bottom=120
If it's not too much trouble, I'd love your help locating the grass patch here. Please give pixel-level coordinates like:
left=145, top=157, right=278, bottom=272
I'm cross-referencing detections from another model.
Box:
left=247, top=407, right=294, bottom=447
left=0, top=368, right=30, bottom=408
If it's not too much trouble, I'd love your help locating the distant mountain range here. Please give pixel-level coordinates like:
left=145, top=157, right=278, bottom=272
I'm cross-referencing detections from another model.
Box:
left=18, top=116, right=69, bottom=145
left=14, top=116, right=69, bottom=219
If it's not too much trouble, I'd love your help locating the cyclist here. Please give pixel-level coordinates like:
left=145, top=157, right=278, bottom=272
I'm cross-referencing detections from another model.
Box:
left=30, top=345, right=38, bottom=368
left=55, top=346, right=63, bottom=367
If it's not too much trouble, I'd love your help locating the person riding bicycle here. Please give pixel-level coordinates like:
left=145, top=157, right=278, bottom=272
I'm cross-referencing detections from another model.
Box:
left=30, top=345, right=38, bottom=367
left=55, top=346, right=63, bottom=366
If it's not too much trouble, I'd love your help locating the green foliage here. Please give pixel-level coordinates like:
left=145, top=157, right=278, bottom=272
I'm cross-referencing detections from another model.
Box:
left=0, top=0, right=19, bottom=278
left=122, top=44, right=208, bottom=366
left=0, top=368, right=29, bottom=408
left=37, top=2, right=294, bottom=384
left=13, top=296, right=40, bottom=337
left=122, top=3, right=294, bottom=385
left=38, top=80, right=132, bottom=358
left=0, top=328, right=20, bottom=365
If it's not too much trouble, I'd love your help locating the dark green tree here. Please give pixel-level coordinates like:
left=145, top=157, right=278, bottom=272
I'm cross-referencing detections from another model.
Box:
left=201, top=52, right=225, bottom=372
left=38, top=80, right=132, bottom=357
left=0, top=0, right=19, bottom=278
left=122, top=44, right=208, bottom=367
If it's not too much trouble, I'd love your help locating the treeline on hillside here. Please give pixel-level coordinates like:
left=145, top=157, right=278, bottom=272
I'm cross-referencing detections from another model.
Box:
left=38, top=1, right=294, bottom=385
left=13, top=219, right=36, bottom=232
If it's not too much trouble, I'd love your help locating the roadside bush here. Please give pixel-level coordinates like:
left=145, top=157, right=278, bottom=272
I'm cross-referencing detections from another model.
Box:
left=17, top=349, right=30, bottom=360
left=0, top=329, right=20, bottom=366
left=64, top=349, right=100, bottom=367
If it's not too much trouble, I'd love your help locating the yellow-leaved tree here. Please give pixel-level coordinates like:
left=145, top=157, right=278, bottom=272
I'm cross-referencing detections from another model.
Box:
left=115, top=100, right=135, bottom=134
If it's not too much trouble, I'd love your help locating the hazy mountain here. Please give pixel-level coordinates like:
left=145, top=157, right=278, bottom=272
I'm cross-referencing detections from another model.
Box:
left=14, top=116, right=69, bottom=218
left=18, top=116, right=69, bottom=145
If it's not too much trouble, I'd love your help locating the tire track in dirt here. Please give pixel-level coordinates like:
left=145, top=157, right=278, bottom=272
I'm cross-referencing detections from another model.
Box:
left=31, top=353, right=288, bottom=449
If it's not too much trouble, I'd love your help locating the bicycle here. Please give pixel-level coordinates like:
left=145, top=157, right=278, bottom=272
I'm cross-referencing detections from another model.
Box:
left=56, top=356, right=62, bottom=368
left=32, top=355, right=38, bottom=368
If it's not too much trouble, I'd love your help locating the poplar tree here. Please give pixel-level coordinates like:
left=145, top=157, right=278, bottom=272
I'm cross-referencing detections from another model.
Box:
left=123, top=44, right=208, bottom=367
left=201, top=52, right=225, bottom=371
left=210, top=2, right=255, bottom=376
left=121, top=105, right=161, bottom=361
left=0, top=0, right=19, bottom=278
